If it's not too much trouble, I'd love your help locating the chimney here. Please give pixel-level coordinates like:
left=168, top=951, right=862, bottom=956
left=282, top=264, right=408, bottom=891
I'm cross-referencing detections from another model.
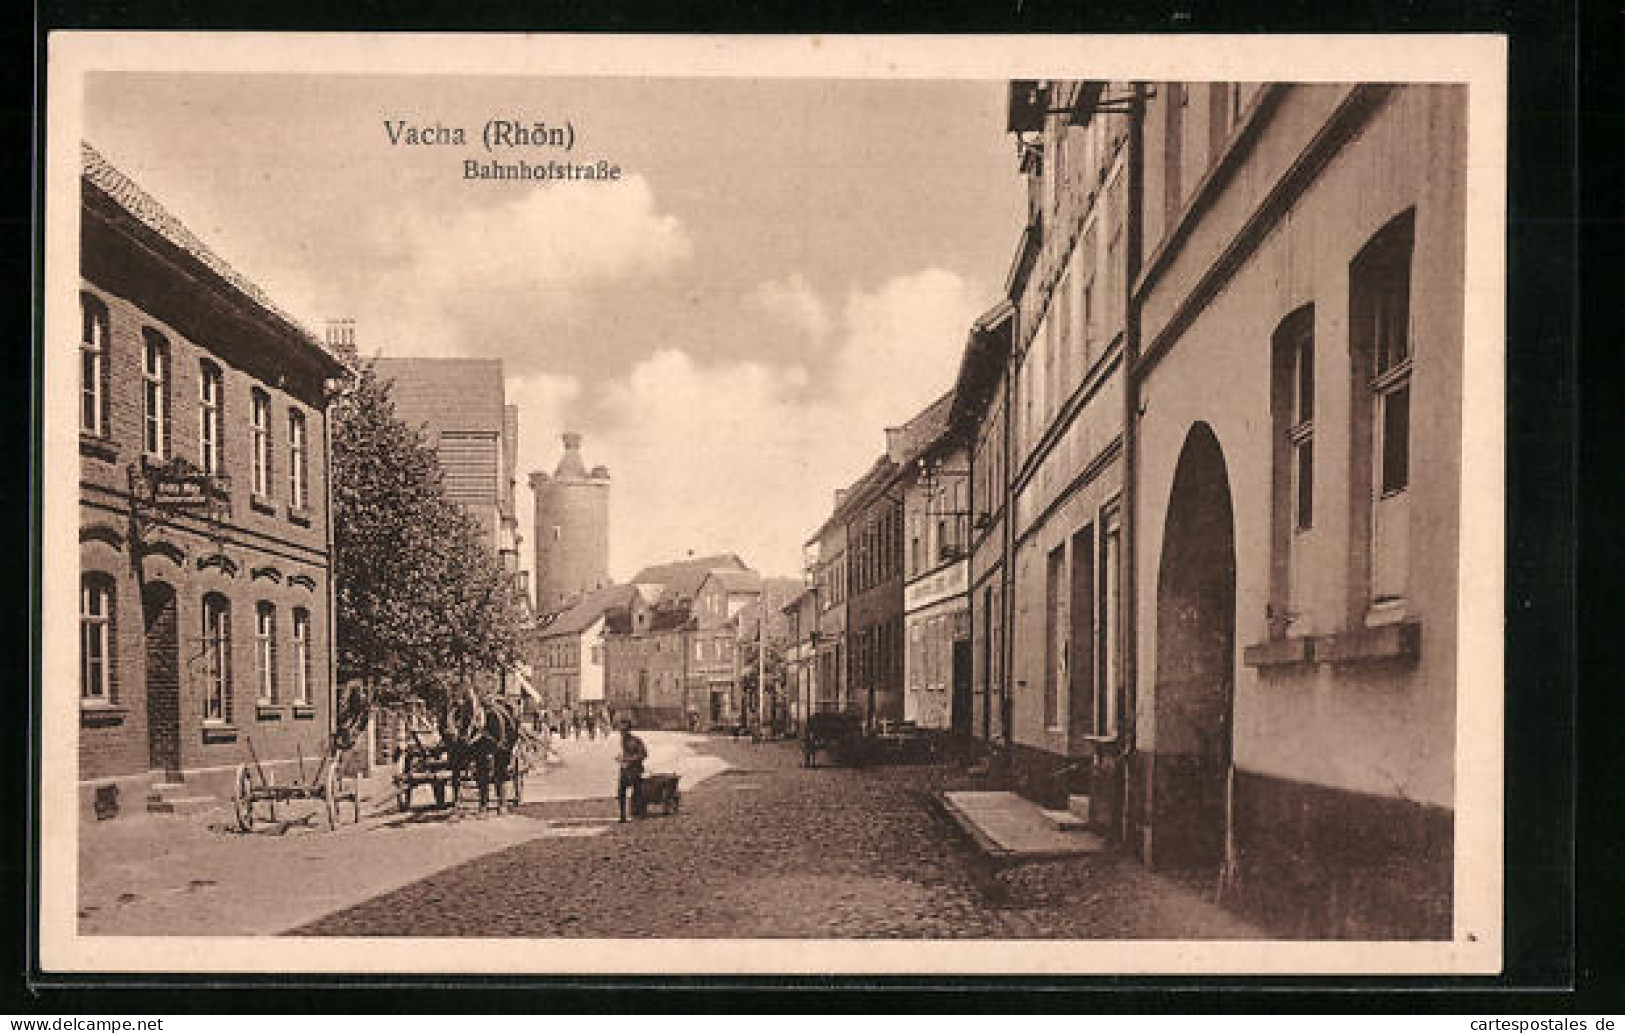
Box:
left=563, top=431, right=582, bottom=452
left=885, top=426, right=906, bottom=463
left=834, top=488, right=848, bottom=509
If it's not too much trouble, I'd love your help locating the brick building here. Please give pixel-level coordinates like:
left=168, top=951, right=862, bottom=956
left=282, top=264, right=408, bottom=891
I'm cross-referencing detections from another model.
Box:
left=77, top=143, right=346, bottom=818
left=842, top=457, right=906, bottom=729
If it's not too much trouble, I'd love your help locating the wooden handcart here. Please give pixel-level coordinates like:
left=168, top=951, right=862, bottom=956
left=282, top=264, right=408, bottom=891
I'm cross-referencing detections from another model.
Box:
left=634, top=772, right=681, bottom=816
left=233, top=735, right=361, bottom=832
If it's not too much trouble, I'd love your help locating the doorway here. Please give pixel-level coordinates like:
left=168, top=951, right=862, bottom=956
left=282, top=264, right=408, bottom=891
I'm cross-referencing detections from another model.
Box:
left=950, top=638, right=972, bottom=735
left=142, top=582, right=182, bottom=779
left=1151, top=423, right=1237, bottom=874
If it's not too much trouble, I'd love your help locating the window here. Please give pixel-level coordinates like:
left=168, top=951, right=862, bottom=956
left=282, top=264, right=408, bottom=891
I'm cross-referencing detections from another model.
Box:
left=288, top=410, right=309, bottom=511
left=1270, top=306, right=1316, bottom=627
left=1351, top=210, right=1416, bottom=608
left=142, top=331, right=170, bottom=459
left=1097, top=510, right=1122, bottom=736
left=255, top=602, right=278, bottom=703
left=81, top=295, right=110, bottom=436
left=202, top=594, right=232, bottom=722
left=291, top=608, right=311, bottom=705
left=251, top=389, right=273, bottom=498
left=199, top=362, right=224, bottom=477
left=1044, top=543, right=1066, bottom=729
left=80, top=576, right=114, bottom=702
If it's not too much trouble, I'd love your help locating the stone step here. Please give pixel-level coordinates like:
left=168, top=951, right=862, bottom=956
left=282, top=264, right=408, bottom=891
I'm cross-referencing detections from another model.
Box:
left=1068, top=794, right=1092, bottom=824
left=1040, top=807, right=1090, bottom=831
left=146, top=795, right=217, bottom=815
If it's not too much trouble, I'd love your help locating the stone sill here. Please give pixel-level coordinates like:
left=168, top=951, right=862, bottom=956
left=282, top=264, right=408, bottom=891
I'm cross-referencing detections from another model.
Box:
left=80, top=703, right=128, bottom=727
left=201, top=723, right=239, bottom=744
left=288, top=507, right=313, bottom=527
left=255, top=703, right=284, bottom=721
left=250, top=495, right=278, bottom=517
left=79, top=434, right=120, bottom=463
left=1243, top=634, right=1316, bottom=669
left=292, top=704, right=317, bottom=720
left=1318, top=620, right=1422, bottom=667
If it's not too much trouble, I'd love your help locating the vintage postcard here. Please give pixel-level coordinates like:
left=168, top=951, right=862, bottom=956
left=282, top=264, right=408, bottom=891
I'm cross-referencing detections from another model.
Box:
left=40, top=32, right=1506, bottom=975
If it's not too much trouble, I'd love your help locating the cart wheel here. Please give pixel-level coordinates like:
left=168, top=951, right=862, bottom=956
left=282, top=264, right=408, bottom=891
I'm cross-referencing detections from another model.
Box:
left=233, top=764, right=255, bottom=832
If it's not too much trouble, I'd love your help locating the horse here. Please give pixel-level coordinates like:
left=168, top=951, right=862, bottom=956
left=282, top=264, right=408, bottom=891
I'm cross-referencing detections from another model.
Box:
left=443, top=688, right=525, bottom=814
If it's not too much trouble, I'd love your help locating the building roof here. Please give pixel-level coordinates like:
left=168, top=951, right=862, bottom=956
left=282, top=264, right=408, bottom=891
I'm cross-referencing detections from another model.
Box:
left=81, top=142, right=342, bottom=374
left=372, top=358, right=507, bottom=435
left=706, top=569, right=763, bottom=594
left=630, top=553, right=748, bottom=601
left=887, top=389, right=956, bottom=469
left=805, top=455, right=895, bottom=546
left=949, top=301, right=1017, bottom=433
left=536, top=583, right=636, bottom=638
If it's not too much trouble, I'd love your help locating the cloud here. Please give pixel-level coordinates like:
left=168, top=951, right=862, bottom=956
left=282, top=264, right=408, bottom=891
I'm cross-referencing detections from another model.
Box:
left=537, top=268, right=984, bottom=580
left=747, top=273, right=830, bottom=342
left=299, top=175, right=693, bottom=360
left=509, top=372, right=585, bottom=570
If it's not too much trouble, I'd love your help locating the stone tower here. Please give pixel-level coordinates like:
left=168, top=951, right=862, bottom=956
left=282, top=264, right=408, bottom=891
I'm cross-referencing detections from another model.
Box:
left=530, top=432, right=611, bottom=615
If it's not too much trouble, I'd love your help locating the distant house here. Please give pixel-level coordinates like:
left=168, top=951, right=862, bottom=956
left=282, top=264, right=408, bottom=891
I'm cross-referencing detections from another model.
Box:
left=602, top=554, right=753, bottom=730
left=531, top=583, right=635, bottom=721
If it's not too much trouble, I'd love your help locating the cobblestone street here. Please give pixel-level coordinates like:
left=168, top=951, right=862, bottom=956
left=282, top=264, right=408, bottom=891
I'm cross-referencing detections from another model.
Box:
left=297, top=736, right=1263, bottom=939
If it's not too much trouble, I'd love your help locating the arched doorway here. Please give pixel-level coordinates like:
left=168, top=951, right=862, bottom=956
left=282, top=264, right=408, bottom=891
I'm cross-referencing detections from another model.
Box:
left=142, top=582, right=182, bottom=779
left=1151, top=423, right=1236, bottom=875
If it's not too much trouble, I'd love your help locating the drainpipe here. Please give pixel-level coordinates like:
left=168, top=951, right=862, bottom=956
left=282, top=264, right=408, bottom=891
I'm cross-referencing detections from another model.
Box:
left=999, top=321, right=1017, bottom=756
left=1120, top=82, right=1147, bottom=850
left=320, top=376, right=341, bottom=756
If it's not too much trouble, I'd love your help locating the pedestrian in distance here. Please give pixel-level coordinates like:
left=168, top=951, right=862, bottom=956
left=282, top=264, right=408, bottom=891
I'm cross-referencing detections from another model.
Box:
left=616, top=719, right=648, bottom=822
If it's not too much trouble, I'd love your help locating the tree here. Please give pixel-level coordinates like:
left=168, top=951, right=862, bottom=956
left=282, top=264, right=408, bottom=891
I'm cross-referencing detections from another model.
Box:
left=331, top=361, right=525, bottom=717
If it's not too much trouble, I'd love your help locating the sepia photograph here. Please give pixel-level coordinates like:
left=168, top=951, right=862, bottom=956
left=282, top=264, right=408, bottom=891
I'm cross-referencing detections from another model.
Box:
left=40, top=33, right=1506, bottom=976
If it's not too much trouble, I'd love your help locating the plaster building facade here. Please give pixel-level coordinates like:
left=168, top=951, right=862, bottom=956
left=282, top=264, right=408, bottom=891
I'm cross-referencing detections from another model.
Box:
left=530, top=432, right=611, bottom=614
left=1126, top=82, right=1465, bottom=937
left=805, top=492, right=851, bottom=715
left=781, top=587, right=819, bottom=731
left=76, top=144, right=346, bottom=818
left=893, top=393, right=972, bottom=734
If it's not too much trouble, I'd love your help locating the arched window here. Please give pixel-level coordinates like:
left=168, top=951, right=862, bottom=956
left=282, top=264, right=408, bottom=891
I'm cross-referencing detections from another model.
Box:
left=202, top=593, right=232, bottom=722
left=80, top=574, right=116, bottom=702
left=198, top=362, right=225, bottom=477
left=80, top=294, right=110, bottom=437
left=142, top=330, right=171, bottom=460
left=1349, top=209, right=1416, bottom=612
left=254, top=601, right=278, bottom=703
left=1268, top=304, right=1316, bottom=634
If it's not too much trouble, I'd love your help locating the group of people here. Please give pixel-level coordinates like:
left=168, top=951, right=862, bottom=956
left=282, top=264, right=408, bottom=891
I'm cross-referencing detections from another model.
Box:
left=533, top=707, right=614, bottom=741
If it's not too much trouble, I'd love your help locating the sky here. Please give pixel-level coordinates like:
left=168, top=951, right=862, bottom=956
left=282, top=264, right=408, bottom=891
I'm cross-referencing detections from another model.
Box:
left=86, top=73, right=1026, bottom=580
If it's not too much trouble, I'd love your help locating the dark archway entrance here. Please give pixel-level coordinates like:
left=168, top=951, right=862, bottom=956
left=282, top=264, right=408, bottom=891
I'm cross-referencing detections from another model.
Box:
left=142, top=582, right=182, bottom=779
left=1151, top=423, right=1236, bottom=875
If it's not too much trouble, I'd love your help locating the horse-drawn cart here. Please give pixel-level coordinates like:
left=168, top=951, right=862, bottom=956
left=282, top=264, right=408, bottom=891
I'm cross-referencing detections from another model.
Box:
left=232, top=736, right=361, bottom=832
